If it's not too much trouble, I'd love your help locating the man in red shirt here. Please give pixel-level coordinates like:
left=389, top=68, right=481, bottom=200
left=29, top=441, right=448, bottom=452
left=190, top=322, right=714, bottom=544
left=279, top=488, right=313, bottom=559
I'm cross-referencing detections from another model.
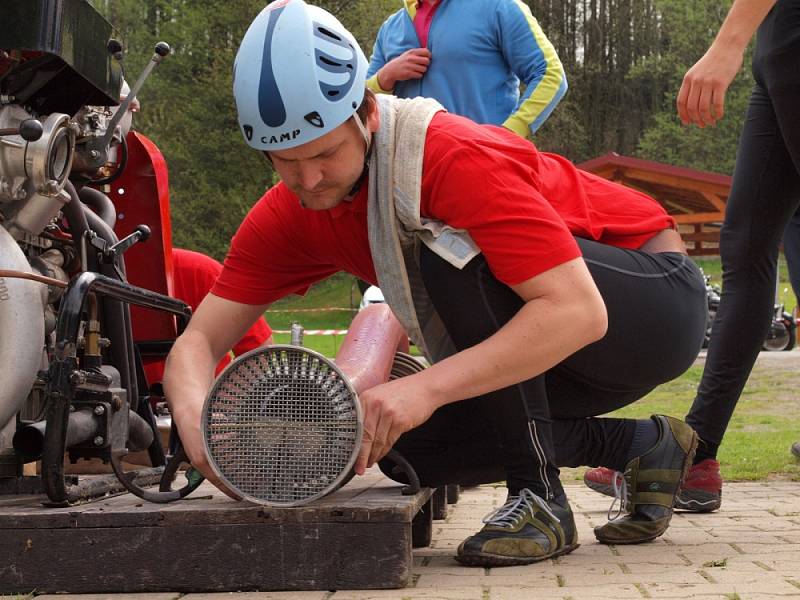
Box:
left=143, top=248, right=272, bottom=388
left=165, top=0, right=706, bottom=567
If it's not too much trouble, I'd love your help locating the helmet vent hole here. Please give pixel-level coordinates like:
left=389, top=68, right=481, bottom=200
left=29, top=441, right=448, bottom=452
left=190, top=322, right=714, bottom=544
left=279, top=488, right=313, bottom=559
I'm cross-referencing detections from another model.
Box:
left=327, top=90, right=339, bottom=97
left=316, top=26, right=342, bottom=42
left=319, top=55, right=340, bottom=67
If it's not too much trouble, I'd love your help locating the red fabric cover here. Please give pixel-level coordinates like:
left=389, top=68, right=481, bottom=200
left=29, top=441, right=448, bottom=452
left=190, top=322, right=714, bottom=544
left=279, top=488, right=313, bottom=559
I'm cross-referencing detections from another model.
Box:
left=143, top=248, right=272, bottom=385
left=212, top=111, right=675, bottom=304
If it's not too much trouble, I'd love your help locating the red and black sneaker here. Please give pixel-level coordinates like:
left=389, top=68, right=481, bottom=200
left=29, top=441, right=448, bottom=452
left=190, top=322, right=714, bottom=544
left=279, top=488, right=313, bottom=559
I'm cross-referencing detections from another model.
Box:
left=583, top=466, right=621, bottom=498
left=584, top=458, right=722, bottom=513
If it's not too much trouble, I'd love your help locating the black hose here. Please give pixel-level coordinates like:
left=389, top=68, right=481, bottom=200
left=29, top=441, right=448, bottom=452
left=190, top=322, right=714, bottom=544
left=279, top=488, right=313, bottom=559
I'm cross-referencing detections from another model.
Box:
left=64, top=180, right=140, bottom=411
left=79, top=204, right=141, bottom=411
left=62, top=181, right=96, bottom=272
left=78, top=186, right=117, bottom=228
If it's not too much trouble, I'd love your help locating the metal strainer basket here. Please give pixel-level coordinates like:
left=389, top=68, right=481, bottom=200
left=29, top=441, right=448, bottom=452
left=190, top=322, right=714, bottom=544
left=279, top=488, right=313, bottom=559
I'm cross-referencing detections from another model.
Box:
left=202, top=345, right=362, bottom=506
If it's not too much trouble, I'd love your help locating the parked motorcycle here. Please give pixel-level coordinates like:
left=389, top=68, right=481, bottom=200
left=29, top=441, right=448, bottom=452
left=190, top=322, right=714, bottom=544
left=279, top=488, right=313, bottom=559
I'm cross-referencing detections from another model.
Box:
left=702, top=273, right=796, bottom=352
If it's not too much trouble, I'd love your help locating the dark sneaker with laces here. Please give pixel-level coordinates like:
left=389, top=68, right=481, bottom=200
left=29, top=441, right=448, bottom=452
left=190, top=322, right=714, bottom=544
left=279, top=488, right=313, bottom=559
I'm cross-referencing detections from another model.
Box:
left=456, top=488, right=579, bottom=567
left=585, top=458, right=722, bottom=514
left=594, top=415, right=698, bottom=545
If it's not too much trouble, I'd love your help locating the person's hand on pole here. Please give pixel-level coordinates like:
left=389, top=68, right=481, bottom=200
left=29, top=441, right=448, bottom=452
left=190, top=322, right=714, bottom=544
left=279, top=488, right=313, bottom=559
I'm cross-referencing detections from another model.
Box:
left=376, top=48, right=432, bottom=91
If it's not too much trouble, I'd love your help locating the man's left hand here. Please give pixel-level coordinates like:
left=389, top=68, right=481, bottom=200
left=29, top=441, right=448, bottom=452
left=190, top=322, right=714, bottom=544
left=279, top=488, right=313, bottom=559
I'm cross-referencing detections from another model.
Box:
left=354, top=375, right=437, bottom=475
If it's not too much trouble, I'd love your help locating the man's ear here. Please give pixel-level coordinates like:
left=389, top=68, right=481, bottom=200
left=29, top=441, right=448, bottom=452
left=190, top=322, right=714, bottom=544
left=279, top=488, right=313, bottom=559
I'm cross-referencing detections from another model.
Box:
left=366, top=96, right=380, bottom=133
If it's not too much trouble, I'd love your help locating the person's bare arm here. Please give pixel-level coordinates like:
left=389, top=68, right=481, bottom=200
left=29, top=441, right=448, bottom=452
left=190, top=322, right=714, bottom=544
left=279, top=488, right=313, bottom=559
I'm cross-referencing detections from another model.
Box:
left=677, top=0, right=776, bottom=127
left=163, top=293, right=269, bottom=497
left=355, top=257, right=608, bottom=472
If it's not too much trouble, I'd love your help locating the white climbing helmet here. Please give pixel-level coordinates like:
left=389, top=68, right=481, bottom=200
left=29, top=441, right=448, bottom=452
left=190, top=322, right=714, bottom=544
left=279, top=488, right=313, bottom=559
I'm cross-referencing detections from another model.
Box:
left=233, top=0, right=368, bottom=151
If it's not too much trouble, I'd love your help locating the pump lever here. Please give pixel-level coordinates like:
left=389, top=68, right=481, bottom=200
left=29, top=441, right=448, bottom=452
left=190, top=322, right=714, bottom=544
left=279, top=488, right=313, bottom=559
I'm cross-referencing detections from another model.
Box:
left=0, top=119, right=43, bottom=141
left=100, top=42, right=171, bottom=150
left=84, top=42, right=171, bottom=170
left=107, top=224, right=151, bottom=260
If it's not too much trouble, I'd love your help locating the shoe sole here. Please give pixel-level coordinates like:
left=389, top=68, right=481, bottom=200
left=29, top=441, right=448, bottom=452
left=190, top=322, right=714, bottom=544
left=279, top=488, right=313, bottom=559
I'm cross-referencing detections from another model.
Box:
left=674, top=489, right=722, bottom=512
left=455, top=542, right=580, bottom=567
left=588, top=478, right=722, bottom=513
left=595, top=427, right=699, bottom=545
left=584, top=479, right=614, bottom=498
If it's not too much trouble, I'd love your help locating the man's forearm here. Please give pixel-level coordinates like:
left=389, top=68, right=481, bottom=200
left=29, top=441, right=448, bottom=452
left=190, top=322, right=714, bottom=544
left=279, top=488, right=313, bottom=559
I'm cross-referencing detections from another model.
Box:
left=416, top=284, right=607, bottom=410
left=713, top=0, right=777, bottom=51
left=163, top=330, right=218, bottom=419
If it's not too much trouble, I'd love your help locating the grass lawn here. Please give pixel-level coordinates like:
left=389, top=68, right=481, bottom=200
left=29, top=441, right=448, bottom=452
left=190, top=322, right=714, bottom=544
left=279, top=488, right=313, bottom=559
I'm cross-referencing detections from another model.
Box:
left=265, top=259, right=800, bottom=483
left=599, top=358, right=800, bottom=482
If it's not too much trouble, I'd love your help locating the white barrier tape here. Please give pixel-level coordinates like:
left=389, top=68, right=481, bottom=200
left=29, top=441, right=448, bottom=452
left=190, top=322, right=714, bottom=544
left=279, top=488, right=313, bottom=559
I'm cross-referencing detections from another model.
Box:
left=273, top=329, right=349, bottom=336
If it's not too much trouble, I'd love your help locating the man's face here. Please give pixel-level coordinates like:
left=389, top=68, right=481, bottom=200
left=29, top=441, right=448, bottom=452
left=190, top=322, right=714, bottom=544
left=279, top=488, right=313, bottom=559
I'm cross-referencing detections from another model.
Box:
left=268, top=107, right=376, bottom=211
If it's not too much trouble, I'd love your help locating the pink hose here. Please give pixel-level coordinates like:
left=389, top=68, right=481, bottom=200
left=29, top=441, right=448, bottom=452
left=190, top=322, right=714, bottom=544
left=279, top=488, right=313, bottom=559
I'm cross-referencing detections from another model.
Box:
left=334, top=303, right=409, bottom=393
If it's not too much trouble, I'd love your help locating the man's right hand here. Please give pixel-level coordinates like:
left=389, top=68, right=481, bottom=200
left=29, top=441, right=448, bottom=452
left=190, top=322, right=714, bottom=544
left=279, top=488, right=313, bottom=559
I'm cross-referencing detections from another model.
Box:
left=377, top=48, right=431, bottom=91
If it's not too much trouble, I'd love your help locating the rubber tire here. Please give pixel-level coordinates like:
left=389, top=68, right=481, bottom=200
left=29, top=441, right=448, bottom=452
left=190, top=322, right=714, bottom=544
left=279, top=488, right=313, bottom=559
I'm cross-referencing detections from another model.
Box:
left=782, top=324, right=796, bottom=351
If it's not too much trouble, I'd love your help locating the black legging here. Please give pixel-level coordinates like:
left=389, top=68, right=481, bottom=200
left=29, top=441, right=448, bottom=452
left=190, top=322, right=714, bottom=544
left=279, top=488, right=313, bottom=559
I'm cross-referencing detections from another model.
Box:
left=783, top=211, right=800, bottom=301
left=380, top=238, right=707, bottom=500
left=686, top=0, right=800, bottom=455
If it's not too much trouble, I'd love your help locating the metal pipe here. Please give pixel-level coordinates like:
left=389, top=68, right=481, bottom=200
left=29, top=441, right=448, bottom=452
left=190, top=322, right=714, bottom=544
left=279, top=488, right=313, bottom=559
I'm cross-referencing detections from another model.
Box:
left=334, top=303, right=410, bottom=394
left=0, top=268, right=68, bottom=288
left=127, top=410, right=155, bottom=452
left=13, top=409, right=98, bottom=461
left=42, top=271, right=191, bottom=504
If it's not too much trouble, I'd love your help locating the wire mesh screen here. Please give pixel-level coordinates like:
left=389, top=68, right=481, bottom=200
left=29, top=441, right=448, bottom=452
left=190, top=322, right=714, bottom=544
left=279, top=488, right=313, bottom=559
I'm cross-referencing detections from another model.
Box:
left=202, top=345, right=362, bottom=506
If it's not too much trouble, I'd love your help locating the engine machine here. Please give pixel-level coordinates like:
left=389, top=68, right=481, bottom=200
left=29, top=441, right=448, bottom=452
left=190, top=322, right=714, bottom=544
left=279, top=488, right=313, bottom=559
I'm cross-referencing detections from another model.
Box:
left=0, top=0, right=198, bottom=505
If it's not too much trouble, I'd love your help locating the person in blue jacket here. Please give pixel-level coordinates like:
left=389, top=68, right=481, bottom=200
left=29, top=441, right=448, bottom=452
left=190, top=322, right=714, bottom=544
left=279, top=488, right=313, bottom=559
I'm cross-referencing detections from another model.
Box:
left=366, top=0, right=566, bottom=138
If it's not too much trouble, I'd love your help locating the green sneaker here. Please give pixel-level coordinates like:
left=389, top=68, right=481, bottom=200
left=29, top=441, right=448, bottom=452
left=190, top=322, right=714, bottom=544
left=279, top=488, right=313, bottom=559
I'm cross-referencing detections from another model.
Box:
left=456, top=488, right=579, bottom=567
left=594, top=415, right=698, bottom=545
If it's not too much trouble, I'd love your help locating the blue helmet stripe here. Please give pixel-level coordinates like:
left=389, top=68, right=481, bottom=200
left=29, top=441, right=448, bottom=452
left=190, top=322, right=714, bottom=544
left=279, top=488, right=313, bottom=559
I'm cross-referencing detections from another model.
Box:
left=313, top=24, right=356, bottom=100
left=259, top=6, right=287, bottom=128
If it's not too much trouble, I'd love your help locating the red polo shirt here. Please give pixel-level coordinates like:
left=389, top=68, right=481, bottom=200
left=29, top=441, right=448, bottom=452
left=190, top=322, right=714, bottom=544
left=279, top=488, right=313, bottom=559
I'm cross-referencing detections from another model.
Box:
left=212, top=111, right=674, bottom=305
left=143, top=248, right=272, bottom=386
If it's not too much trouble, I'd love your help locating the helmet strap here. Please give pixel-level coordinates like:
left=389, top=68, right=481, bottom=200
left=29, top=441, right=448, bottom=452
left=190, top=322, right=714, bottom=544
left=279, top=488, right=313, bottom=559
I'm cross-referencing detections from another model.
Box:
left=351, top=112, right=372, bottom=157
left=344, top=112, right=373, bottom=199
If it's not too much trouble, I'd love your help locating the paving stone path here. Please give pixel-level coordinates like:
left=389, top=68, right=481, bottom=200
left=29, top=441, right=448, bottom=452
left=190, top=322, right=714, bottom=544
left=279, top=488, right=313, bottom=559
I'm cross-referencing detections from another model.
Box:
left=36, top=480, right=800, bottom=600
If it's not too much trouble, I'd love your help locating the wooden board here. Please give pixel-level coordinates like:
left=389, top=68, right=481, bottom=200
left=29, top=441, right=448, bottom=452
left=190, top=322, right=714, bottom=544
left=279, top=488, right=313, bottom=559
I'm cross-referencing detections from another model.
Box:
left=0, top=468, right=432, bottom=594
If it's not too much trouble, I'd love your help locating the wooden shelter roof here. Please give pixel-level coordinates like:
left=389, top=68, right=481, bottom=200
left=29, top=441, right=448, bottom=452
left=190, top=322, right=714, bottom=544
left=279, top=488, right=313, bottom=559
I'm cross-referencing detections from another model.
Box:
left=578, top=152, right=732, bottom=255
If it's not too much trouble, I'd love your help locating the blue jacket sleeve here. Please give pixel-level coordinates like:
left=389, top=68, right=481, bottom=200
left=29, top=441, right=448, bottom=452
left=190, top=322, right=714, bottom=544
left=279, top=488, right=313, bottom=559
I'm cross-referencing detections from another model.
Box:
left=366, top=23, right=393, bottom=93
left=496, top=0, right=567, bottom=136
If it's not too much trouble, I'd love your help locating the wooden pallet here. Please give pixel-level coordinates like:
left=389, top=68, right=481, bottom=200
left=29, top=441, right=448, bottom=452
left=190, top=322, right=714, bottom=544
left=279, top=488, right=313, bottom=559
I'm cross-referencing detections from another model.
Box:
left=0, top=468, right=433, bottom=594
